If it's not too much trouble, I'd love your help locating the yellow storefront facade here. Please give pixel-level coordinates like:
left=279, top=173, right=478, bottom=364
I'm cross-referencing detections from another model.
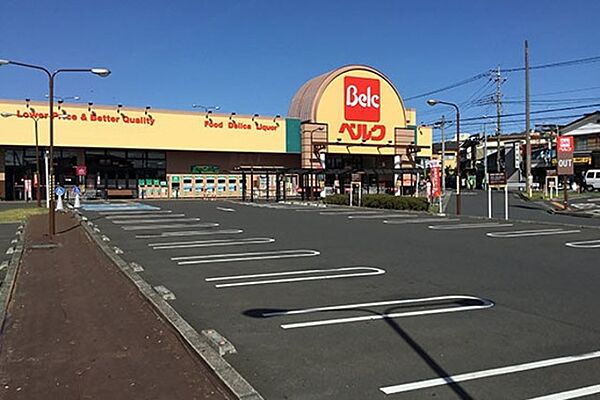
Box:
left=0, top=64, right=431, bottom=200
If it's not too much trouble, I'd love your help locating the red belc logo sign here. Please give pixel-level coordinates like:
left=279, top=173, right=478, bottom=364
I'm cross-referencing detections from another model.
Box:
left=340, top=76, right=386, bottom=142
left=344, top=76, right=380, bottom=122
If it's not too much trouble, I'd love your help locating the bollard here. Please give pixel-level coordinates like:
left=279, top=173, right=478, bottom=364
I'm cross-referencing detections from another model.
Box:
left=56, top=194, right=64, bottom=211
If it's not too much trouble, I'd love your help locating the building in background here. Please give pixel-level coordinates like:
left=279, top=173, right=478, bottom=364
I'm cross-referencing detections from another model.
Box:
left=0, top=65, right=432, bottom=200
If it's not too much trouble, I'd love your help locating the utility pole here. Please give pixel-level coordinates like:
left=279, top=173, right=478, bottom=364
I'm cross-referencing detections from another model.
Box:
left=483, top=120, right=488, bottom=188
left=525, top=40, right=532, bottom=197
left=440, top=115, right=446, bottom=193
left=493, top=66, right=504, bottom=172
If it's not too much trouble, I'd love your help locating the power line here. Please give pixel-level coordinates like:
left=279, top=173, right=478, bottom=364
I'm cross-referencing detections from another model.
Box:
left=440, top=102, right=600, bottom=124
left=501, top=55, right=600, bottom=73
left=459, top=113, right=590, bottom=127
left=404, top=71, right=489, bottom=101
left=505, top=85, right=600, bottom=99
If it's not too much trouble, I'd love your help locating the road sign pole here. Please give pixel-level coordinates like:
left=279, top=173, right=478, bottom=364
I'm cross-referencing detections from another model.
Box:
left=563, top=175, right=569, bottom=209
left=504, top=184, right=509, bottom=220
left=488, top=184, right=492, bottom=219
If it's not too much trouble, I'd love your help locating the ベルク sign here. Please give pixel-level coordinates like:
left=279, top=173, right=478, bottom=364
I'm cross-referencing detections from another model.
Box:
left=557, top=136, right=574, bottom=175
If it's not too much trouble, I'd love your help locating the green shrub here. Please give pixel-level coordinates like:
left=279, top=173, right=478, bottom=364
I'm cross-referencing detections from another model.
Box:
left=323, top=194, right=349, bottom=205
left=323, top=193, right=429, bottom=211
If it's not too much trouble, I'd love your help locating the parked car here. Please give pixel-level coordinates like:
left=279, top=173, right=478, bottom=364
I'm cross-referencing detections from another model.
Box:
left=584, top=169, right=600, bottom=191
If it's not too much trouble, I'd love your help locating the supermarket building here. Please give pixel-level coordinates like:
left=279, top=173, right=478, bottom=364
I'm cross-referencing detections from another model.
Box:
left=0, top=65, right=431, bottom=201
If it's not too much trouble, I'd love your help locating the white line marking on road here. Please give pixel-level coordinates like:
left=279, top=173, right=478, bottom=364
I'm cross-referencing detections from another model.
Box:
left=525, top=384, right=600, bottom=400
left=565, top=239, right=600, bottom=249
left=216, top=207, right=236, bottom=212
left=113, top=217, right=200, bottom=224
left=379, top=349, right=600, bottom=395
left=486, top=228, right=581, bottom=238
left=294, top=208, right=351, bottom=212
left=206, top=266, right=385, bottom=287
left=123, top=223, right=219, bottom=231
left=150, top=237, right=275, bottom=250
left=136, top=229, right=243, bottom=239
left=428, top=222, right=514, bottom=230
left=172, top=249, right=320, bottom=265
left=348, top=214, right=412, bottom=219
left=319, top=210, right=381, bottom=215
left=99, top=210, right=171, bottom=216
left=384, top=218, right=459, bottom=224
left=106, top=213, right=185, bottom=220
left=264, top=295, right=493, bottom=329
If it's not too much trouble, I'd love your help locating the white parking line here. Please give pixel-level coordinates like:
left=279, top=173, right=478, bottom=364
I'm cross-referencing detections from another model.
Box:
left=384, top=218, right=459, bottom=224
left=216, top=207, right=236, bottom=212
left=565, top=239, right=600, bottom=248
left=428, top=222, right=514, bottom=230
left=150, top=237, right=275, bottom=250
left=486, top=228, right=581, bottom=238
left=106, top=213, right=185, bottom=220
left=123, top=223, right=219, bottom=231
left=172, top=249, right=320, bottom=265
left=99, top=210, right=171, bottom=216
left=319, top=210, right=381, bottom=215
left=113, top=217, right=200, bottom=224
left=294, top=208, right=350, bottom=212
left=348, top=214, right=412, bottom=219
left=264, top=295, right=493, bottom=329
left=526, top=384, right=600, bottom=400
left=206, top=266, right=385, bottom=287
left=136, top=229, right=243, bottom=239
left=379, top=349, right=600, bottom=395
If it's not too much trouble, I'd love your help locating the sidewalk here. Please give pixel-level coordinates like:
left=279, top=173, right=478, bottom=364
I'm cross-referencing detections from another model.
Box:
left=0, top=213, right=233, bottom=400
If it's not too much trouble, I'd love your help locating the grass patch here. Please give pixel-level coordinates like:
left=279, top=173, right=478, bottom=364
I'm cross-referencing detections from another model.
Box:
left=0, top=207, right=48, bottom=224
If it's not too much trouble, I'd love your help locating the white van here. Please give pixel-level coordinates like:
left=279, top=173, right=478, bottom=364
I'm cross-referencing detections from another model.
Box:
left=584, top=169, right=600, bottom=191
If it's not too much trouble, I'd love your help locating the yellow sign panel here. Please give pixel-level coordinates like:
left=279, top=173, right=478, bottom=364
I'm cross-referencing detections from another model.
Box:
left=0, top=100, right=287, bottom=153
left=314, top=68, right=407, bottom=155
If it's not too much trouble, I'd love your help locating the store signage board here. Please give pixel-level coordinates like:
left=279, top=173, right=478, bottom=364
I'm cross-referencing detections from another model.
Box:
left=488, top=173, right=507, bottom=186
left=557, top=136, right=574, bottom=176
left=75, top=165, right=87, bottom=176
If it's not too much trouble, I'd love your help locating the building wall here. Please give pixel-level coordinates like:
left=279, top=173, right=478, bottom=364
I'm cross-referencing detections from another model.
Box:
left=166, top=151, right=301, bottom=174
left=0, top=100, right=300, bottom=154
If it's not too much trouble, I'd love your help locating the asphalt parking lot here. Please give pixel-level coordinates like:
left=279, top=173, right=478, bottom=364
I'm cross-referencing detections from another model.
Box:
left=82, top=200, right=600, bottom=400
left=0, top=223, right=20, bottom=283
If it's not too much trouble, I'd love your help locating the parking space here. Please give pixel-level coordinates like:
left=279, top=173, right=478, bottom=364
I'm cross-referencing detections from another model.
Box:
left=0, top=223, right=21, bottom=283
left=82, top=199, right=600, bottom=399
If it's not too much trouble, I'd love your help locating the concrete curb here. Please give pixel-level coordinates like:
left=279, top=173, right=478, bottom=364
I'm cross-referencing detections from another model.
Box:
left=0, top=224, right=26, bottom=334
left=73, top=211, right=264, bottom=400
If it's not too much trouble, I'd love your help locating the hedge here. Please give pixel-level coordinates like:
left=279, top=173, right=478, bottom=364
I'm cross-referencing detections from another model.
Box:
left=323, top=193, right=429, bottom=211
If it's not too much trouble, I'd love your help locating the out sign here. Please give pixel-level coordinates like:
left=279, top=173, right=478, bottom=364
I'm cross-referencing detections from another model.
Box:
left=557, top=136, right=574, bottom=175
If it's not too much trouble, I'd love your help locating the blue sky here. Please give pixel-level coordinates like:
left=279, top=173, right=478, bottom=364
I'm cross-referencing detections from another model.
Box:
left=1, top=0, right=599, bottom=138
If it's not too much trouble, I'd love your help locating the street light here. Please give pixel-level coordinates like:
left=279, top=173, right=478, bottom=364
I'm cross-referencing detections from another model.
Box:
left=0, top=59, right=110, bottom=236
left=192, top=104, right=220, bottom=113
left=427, top=99, right=461, bottom=215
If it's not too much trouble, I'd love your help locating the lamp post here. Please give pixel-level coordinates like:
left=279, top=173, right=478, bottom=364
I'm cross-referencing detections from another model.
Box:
left=0, top=59, right=110, bottom=236
left=192, top=104, right=220, bottom=113
left=427, top=99, right=461, bottom=215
